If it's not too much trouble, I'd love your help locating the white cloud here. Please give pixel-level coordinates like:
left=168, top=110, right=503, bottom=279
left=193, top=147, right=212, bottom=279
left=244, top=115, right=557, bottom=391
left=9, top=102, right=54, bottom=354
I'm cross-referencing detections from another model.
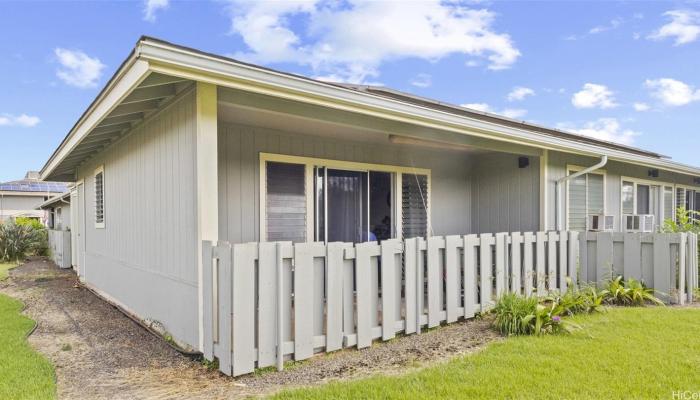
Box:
left=226, top=1, right=520, bottom=83
left=648, top=10, right=700, bottom=45
left=571, top=83, right=618, bottom=109
left=0, top=113, right=41, bottom=127
left=144, top=0, right=169, bottom=22
left=507, top=86, right=535, bottom=101
left=410, top=73, right=432, bottom=88
left=559, top=118, right=640, bottom=145
left=54, top=48, right=105, bottom=88
left=644, top=78, right=700, bottom=106
left=633, top=102, right=650, bottom=111
left=460, top=103, right=526, bottom=119
left=589, top=17, right=623, bottom=34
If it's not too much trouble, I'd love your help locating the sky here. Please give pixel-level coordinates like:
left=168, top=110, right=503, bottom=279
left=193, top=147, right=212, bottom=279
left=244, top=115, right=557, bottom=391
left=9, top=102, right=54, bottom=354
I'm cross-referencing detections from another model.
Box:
left=1, top=0, right=699, bottom=182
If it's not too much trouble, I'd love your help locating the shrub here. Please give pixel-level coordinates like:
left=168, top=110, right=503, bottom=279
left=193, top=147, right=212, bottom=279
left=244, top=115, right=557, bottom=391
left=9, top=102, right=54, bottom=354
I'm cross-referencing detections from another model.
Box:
left=0, top=221, right=48, bottom=262
left=492, top=293, right=579, bottom=336
left=601, top=276, right=664, bottom=306
left=492, top=293, right=538, bottom=336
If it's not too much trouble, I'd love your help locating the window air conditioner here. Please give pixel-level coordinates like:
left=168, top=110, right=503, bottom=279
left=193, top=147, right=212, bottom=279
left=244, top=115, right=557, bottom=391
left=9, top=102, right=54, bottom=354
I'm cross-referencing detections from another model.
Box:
left=588, top=214, right=614, bottom=232
left=624, top=214, right=655, bottom=232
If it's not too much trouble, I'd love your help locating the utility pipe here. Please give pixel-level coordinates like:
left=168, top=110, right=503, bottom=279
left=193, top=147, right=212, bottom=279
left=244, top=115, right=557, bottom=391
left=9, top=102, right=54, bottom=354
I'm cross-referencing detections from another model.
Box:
left=555, top=155, right=608, bottom=231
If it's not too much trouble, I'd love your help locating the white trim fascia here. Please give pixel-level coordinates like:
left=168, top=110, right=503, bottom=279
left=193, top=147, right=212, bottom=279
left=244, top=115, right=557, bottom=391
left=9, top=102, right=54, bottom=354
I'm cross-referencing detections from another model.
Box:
left=40, top=58, right=150, bottom=181
left=137, top=39, right=700, bottom=177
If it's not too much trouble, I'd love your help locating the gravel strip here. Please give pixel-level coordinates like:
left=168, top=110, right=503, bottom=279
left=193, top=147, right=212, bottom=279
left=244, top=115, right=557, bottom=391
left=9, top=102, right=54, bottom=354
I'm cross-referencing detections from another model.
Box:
left=1, top=257, right=500, bottom=399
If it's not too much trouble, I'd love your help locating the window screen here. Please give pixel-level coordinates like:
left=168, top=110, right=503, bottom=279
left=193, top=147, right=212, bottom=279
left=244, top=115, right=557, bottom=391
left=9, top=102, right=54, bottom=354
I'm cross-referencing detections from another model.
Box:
left=664, top=187, right=674, bottom=222
left=266, top=162, right=306, bottom=243
left=568, top=171, right=604, bottom=231
left=636, top=185, right=650, bottom=214
left=402, top=174, right=428, bottom=238
left=95, top=169, right=104, bottom=226
left=621, top=181, right=634, bottom=214
left=587, top=174, right=604, bottom=215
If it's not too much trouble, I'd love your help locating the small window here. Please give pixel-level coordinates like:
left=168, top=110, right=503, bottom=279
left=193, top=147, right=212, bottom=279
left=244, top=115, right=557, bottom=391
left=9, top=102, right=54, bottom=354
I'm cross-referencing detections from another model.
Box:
left=95, top=166, right=105, bottom=228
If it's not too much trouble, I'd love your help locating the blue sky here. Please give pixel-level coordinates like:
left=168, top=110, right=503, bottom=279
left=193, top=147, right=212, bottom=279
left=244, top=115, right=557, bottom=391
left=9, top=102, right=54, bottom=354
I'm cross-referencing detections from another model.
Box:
left=1, top=0, right=699, bottom=182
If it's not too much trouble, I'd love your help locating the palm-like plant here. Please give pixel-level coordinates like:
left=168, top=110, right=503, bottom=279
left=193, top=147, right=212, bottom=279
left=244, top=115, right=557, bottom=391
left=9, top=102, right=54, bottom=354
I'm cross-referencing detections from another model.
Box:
left=0, top=222, right=47, bottom=263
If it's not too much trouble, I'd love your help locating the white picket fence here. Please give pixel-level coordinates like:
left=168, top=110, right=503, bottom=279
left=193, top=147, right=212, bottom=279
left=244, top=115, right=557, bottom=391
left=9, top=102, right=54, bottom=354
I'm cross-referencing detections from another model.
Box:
left=580, top=232, right=698, bottom=304
left=202, top=231, right=580, bottom=377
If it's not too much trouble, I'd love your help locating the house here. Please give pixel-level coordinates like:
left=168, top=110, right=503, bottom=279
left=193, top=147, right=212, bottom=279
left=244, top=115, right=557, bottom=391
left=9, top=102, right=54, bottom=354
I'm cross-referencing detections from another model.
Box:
left=38, top=192, right=73, bottom=269
left=39, top=37, right=700, bottom=352
left=0, top=171, right=68, bottom=224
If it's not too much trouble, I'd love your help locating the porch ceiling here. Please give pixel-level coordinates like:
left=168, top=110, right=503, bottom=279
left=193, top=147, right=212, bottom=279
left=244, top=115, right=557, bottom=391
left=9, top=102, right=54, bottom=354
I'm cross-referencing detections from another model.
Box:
left=218, top=88, right=542, bottom=157
left=45, top=72, right=191, bottom=181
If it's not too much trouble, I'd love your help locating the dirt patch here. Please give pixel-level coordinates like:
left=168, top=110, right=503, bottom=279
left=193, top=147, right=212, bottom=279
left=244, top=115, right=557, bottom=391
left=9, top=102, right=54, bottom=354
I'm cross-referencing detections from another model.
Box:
left=1, top=258, right=500, bottom=399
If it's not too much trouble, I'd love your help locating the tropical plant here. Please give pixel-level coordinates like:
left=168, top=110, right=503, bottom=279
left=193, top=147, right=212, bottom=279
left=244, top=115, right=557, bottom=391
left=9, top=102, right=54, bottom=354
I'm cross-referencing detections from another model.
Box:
left=662, top=207, right=700, bottom=234
left=0, top=221, right=48, bottom=262
left=492, top=293, right=580, bottom=336
left=601, top=276, right=664, bottom=306
left=491, top=293, right=538, bottom=336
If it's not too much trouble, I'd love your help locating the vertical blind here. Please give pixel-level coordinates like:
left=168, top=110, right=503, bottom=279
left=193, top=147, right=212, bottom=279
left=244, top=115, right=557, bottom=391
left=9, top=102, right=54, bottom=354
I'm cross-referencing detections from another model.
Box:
left=401, top=174, right=428, bottom=238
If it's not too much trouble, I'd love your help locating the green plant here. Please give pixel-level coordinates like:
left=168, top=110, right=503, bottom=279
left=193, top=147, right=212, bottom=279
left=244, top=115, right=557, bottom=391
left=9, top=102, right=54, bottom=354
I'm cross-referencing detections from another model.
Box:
left=491, top=293, right=538, bottom=336
left=601, top=276, right=664, bottom=306
left=492, top=293, right=580, bottom=336
left=662, top=207, right=700, bottom=234
left=0, top=222, right=48, bottom=263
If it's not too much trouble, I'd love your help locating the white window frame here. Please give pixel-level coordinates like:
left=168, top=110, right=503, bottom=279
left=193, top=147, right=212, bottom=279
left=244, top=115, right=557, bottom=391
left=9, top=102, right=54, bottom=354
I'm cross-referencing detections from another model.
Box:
left=259, top=153, right=431, bottom=243
left=94, top=165, right=105, bottom=229
left=565, top=164, right=607, bottom=231
left=619, top=176, right=676, bottom=229
left=675, top=183, right=700, bottom=220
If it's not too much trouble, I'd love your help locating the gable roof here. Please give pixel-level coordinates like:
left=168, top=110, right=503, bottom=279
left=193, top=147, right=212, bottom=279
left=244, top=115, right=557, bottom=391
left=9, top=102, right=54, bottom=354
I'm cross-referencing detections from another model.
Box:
left=40, top=36, right=700, bottom=181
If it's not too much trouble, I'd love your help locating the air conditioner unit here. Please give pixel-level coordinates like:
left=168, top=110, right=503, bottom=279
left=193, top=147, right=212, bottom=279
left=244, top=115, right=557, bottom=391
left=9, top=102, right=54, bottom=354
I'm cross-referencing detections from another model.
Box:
left=640, top=214, right=655, bottom=232
left=623, top=214, right=656, bottom=232
left=588, top=214, right=614, bottom=232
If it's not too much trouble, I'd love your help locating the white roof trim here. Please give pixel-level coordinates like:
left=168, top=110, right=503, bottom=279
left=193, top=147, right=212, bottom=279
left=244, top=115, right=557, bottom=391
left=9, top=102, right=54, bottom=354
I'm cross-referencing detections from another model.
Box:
left=41, top=37, right=700, bottom=181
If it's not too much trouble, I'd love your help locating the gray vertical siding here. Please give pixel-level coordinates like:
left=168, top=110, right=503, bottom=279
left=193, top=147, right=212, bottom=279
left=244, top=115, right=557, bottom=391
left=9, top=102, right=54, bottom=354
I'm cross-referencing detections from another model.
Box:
left=470, top=153, right=540, bottom=233
left=545, top=150, right=700, bottom=231
left=76, top=89, right=199, bottom=347
left=217, top=122, right=473, bottom=243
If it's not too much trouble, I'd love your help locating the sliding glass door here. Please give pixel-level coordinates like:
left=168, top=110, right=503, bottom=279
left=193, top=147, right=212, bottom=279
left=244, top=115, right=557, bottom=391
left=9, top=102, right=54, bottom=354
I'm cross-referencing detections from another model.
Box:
left=314, top=168, right=393, bottom=243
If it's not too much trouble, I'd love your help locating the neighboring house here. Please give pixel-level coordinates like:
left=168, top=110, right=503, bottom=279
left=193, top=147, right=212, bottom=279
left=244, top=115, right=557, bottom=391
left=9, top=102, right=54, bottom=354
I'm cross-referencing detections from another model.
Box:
left=0, top=171, right=68, bottom=223
left=38, top=192, right=73, bottom=269
left=39, top=37, right=700, bottom=351
left=38, top=191, right=72, bottom=231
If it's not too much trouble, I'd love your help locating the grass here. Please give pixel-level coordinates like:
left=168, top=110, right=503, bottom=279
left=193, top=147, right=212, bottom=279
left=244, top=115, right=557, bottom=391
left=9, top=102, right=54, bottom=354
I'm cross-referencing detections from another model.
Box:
left=0, top=263, right=56, bottom=399
left=273, top=307, right=700, bottom=399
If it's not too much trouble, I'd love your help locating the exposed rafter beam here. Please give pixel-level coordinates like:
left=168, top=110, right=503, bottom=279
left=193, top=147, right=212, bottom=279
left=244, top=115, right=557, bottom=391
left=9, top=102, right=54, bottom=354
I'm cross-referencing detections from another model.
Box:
left=121, top=85, right=176, bottom=105
left=90, top=123, right=132, bottom=136
left=108, top=99, right=161, bottom=118
left=138, top=73, right=188, bottom=88
left=99, top=113, right=143, bottom=127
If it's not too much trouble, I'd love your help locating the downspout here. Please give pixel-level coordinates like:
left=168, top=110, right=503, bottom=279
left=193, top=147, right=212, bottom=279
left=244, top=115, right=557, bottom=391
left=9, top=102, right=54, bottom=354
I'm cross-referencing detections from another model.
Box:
left=555, top=155, right=608, bottom=231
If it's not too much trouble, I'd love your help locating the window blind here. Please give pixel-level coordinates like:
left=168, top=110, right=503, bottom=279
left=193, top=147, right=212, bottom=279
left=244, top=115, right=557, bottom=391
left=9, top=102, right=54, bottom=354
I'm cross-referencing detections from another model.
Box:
left=402, top=174, right=428, bottom=239
left=266, top=162, right=306, bottom=243
left=621, top=181, right=634, bottom=214
left=568, top=173, right=587, bottom=231
left=95, top=170, right=104, bottom=225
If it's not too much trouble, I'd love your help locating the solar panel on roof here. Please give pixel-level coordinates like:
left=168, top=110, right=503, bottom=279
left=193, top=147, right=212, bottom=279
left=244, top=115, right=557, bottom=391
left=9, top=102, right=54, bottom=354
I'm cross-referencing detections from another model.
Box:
left=0, top=180, right=68, bottom=193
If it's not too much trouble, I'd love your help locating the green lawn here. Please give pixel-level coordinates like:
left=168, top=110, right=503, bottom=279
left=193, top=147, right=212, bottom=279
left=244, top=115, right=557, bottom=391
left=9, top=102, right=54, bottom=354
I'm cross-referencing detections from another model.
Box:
left=0, top=264, right=56, bottom=400
left=274, top=307, right=700, bottom=399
